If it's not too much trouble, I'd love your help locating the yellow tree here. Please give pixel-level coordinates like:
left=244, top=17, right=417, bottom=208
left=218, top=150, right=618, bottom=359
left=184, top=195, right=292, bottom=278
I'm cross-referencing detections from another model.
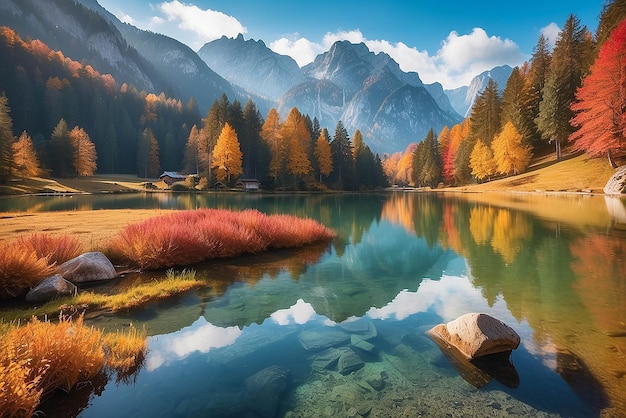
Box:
left=281, top=107, right=312, bottom=181
left=68, top=126, right=97, bottom=176
left=260, top=108, right=283, bottom=181
left=469, top=139, right=496, bottom=181
left=12, top=131, right=42, bottom=177
left=315, top=128, right=333, bottom=182
left=212, top=122, right=242, bottom=183
left=492, top=121, right=532, bottom=176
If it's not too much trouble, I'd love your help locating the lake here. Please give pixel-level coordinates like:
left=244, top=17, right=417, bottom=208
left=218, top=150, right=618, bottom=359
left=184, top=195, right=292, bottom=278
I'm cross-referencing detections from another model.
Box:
left=2, top=191, right=626, bottom=417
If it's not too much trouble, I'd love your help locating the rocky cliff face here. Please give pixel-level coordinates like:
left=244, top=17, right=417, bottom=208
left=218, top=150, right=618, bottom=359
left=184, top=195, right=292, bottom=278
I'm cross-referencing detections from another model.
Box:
left=76, top=0, right=238, bottom=113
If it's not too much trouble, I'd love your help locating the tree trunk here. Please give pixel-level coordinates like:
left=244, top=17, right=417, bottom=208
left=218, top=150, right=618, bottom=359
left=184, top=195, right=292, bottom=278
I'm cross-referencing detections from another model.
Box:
left=607, top=149, right=618, bottom=169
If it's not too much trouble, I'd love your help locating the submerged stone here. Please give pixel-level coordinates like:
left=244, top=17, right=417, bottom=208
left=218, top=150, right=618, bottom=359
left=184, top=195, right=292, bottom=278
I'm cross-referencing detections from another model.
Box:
left=243, top=365, right=290, bottom=418
left=337, top=347, right=364, bottom=375
left=298, top=328, right=350, bottom=351
left=351, top=334, right=376, bottom=354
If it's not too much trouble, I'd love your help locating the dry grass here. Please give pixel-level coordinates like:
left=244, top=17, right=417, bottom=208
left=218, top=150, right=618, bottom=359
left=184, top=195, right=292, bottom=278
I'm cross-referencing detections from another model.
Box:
left=0, top=315, right=147, bottom=417
left=453, top=153, right=616, bottom=193
left=108, top=209, right=336, bottom=270
left=0, top=269, right=204, bottom=321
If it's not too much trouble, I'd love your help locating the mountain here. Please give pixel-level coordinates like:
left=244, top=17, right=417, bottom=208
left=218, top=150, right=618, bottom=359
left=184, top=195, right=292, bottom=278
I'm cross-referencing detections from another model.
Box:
left=199, top=38, right=462, bottom=154
left=197, top=34, right=304, bottom=100
left=75, top=0, right=244, bottom=114
left=445, top=65, right=513, bottom=117
left=290, top=41, right=462, bottom=154
left=0, top=0, right=162, bottom=93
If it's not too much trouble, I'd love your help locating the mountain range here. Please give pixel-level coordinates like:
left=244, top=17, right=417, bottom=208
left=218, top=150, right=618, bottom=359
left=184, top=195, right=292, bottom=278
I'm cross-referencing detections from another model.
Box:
left=0, top=0, right=513, bottom=155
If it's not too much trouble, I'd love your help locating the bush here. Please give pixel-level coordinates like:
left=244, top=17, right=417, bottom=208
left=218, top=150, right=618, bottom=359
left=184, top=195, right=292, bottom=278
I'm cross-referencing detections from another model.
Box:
left=0, top=233, right=83, bottom=300
left=19, top=233, right=83, bottom=265
left=108, top=209, right=335, bottom=270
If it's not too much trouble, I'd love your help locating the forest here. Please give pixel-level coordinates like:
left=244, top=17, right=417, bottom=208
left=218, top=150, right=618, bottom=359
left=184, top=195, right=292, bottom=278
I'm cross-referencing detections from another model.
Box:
left=1, top=1, right=625, bottom=191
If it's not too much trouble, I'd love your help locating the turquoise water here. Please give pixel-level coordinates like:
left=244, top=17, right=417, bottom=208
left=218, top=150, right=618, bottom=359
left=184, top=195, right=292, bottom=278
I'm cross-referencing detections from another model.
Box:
left=4, top=192, right=626, bottom=417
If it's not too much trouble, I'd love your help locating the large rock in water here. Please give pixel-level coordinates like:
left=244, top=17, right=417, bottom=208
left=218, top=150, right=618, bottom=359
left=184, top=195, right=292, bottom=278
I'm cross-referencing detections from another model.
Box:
left=604, top=165, right=626, bottom=195
left=242, top=365, right=290, bottom=418
left=426, top=313, right=520, bottom=359
left=25, top=274, right=77, bottom=302
left=57, top=252, right=117, bottom=284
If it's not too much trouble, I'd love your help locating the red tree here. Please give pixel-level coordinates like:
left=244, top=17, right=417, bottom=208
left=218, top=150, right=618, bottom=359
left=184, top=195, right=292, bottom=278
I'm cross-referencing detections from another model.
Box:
left=569, top=18, right=626, bottom=165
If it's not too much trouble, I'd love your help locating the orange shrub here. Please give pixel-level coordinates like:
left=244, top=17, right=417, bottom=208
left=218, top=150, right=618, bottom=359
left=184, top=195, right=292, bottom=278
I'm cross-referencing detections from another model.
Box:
left=0, top=315, right=147, bottom=416
left=0, top=240, right=54, bottom=299
left=108, top=209, right=335, bottom=270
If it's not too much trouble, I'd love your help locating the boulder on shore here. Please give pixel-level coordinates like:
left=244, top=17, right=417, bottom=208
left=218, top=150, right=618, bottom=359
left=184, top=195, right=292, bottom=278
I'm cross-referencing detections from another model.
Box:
left=604, top=165, right=626, bottom=195
left=426, top=313, right=520, bottom=360
left=57, top=252, right=117, bottom=284
left=26, top=274, right=77, bottom=302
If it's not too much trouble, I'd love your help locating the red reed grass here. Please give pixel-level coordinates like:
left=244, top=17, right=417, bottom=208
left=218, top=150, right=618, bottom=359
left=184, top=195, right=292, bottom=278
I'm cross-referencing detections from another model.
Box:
left=108, top=209, right=335, bottom=270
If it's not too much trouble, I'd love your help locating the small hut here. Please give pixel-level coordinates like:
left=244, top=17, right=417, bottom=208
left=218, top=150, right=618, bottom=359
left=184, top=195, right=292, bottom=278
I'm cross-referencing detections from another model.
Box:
left=235, top=178, right=260, bottom=191
left=159, top=171, right=188, bottom=186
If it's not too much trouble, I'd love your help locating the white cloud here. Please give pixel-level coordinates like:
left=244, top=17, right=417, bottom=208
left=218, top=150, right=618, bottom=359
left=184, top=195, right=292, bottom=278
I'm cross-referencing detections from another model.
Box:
left=144, top=1, right=246, bottom=49
left=270, top=37, right=325, bottom=67
left=115, top=11, right=135, bottom=25
left=540, top=22, right=561, bottom=49
left=268, top=27, right=527, bottom=89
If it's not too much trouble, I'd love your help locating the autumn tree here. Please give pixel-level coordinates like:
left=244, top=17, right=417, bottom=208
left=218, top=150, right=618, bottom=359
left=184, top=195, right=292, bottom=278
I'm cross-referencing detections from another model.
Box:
left=570, top=18, right=626, bottom=166
left=442, top=119, right=468, bottom=184
left=68, top=126, right=97, bottom=176
left=281, top=107, right=312, bottom=185
left=212, top=122, right=243, bottom=184
left=470, top=139, right=497, bottom=181
left=137, top=128, right=160, bottom=178
left=315, top=128, right=333, bottom=182
left=492, top=121, right=532, bottom=176
left=260, top=108, right=284, bottom=184
left=12, top=131, right=42, bottom=177
left=0, top=95, right=13, bottom=181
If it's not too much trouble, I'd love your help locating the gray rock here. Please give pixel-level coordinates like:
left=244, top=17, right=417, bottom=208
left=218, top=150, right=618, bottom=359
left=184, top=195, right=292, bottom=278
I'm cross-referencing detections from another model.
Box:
left=604, top=165, right=626, bottom=195
left=298, top=328, right=350, bottom=351
left=351, top=334, right=377, bottom=354
left=243, top=365, right=290, bottom=418
left=310, top=348, right=342, bottom=372
left=426, top=313, right=520, bottom=360
left=58, top=252, right=117, bottom=284
left=338, top=348, right=364, bottom=375
left=25, top=274, right=77, bottom=302
left=339, top=320, right=377, bottom=339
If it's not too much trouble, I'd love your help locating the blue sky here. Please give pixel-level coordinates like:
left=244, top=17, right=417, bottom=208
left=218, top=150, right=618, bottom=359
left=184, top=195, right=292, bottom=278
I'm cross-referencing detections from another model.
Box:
left=97, top=0, right=603, bottom=89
